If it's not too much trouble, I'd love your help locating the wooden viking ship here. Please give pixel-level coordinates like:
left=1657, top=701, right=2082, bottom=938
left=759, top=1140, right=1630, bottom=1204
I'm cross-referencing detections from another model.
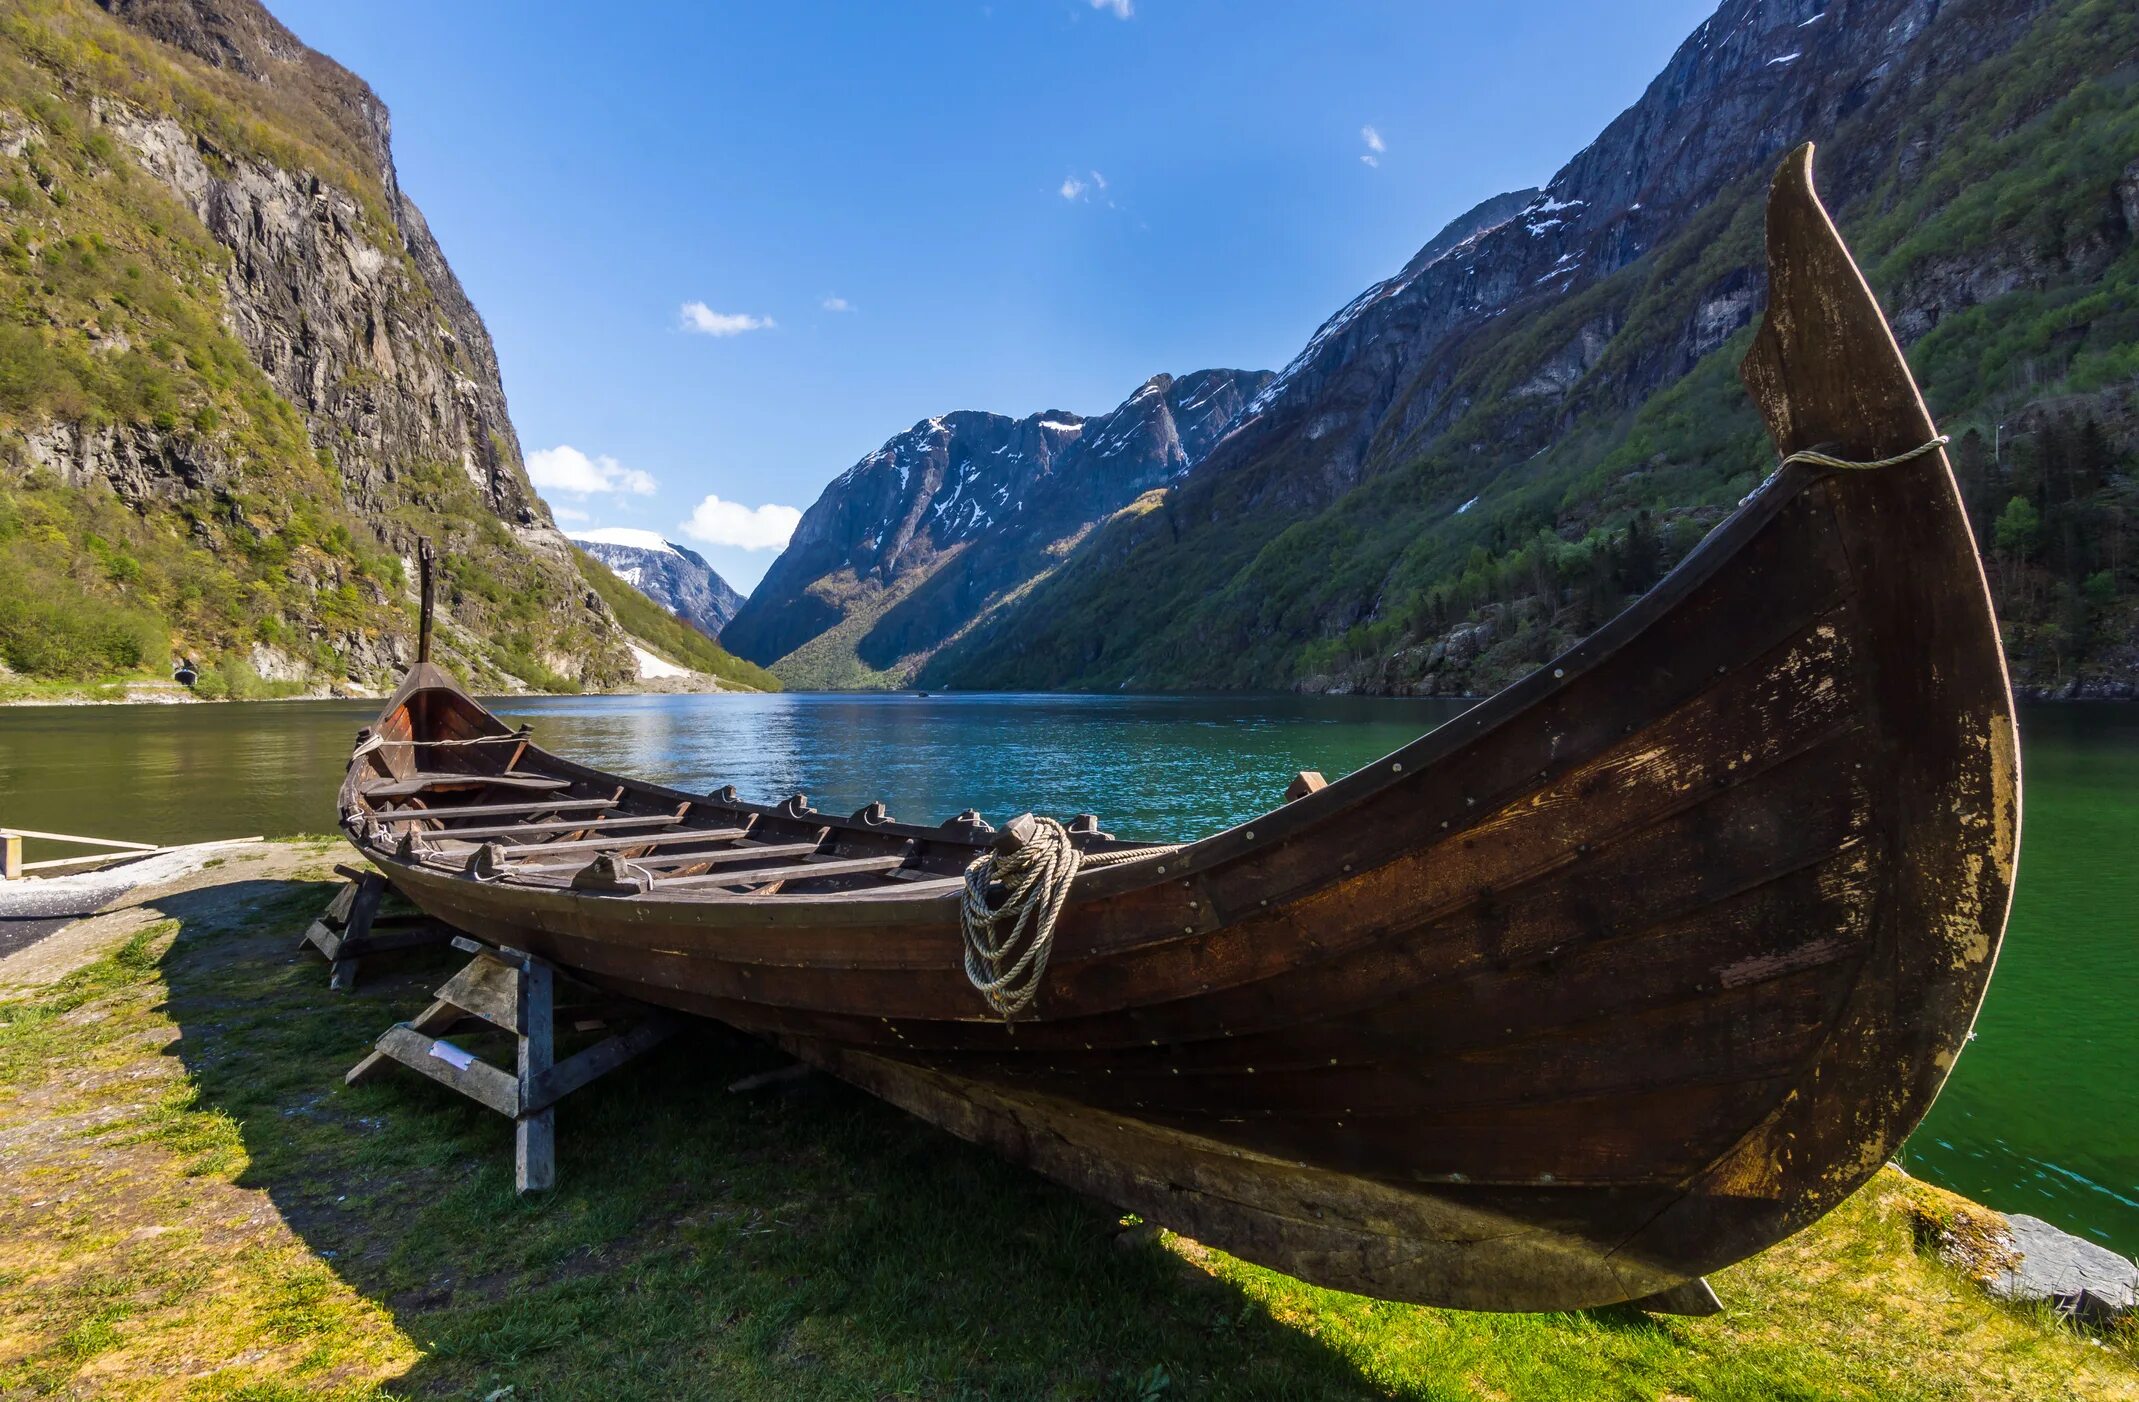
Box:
left=337, top=146, right=2018, bottom=1312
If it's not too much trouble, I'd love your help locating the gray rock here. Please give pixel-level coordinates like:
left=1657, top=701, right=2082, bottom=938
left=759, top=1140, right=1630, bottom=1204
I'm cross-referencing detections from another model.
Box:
left=1988, top=1215, right=2139, bottom=1325
left=571, top=533, right=746, bottom=638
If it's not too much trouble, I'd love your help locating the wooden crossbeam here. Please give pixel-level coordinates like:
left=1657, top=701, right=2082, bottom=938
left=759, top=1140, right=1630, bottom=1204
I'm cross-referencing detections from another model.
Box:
left=375, top=797, right=614, bottom=823
left=488, top=826, right=749, bottom=861
left=361, top=772, right=571, bottom=799
left=415, top=813, right=681, bottom=842
left=513, top=840, right=823, bottom=880
left=657, top=853, right=912, bottom=889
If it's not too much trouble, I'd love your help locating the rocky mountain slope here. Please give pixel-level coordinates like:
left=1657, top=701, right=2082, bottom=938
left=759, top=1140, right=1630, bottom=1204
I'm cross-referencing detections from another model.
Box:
left=570, top=528, right=745, bottom=638
left=927, top=0, right=2139, bottom=699
left=0, top=0, right=766, bottom=695
left=723, top=368, right=1272, bottom=688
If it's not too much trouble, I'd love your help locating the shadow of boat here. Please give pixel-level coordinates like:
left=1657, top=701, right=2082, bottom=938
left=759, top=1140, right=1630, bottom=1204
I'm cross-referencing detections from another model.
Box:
left=151, top=870, right=1426, bottom=1396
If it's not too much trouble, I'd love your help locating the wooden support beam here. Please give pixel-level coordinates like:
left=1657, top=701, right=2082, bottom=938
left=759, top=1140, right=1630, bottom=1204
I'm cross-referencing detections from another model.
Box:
left=369, top=1025, right=522, bottom=1116
left=301, top=869, right=450, bottom=990
left=348, top=938, right=677, bottom=1194
left=1, top=831, right=18, bottom=881
left=516, top=958, right=555, bottom=1193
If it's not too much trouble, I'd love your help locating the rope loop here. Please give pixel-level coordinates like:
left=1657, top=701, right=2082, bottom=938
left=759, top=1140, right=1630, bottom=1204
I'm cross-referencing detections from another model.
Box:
left=1780, top=434, right=1949, bottom=472
left=958, top=816, right=1176, bottom=1021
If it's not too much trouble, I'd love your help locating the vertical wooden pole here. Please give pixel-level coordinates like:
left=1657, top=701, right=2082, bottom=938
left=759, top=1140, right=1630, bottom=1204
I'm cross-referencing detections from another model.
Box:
left=1, top=831, right=20, bottom=881
left=330, top=874, right=385, bottom=993
left=516, top=956, right=555, bottom=1193
left=416, top=538, right=436, bottom=665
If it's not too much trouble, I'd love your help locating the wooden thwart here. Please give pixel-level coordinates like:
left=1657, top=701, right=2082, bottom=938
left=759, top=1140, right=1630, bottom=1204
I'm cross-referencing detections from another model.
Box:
left=347, top=936, right=678, bottom=1191
left=375, top=797, right=616, bottom=824
left=361, top=772, right=571, bottom=800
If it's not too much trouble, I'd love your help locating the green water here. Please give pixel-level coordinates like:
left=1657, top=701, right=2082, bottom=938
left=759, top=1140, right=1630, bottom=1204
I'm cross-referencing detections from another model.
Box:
left=0, top=692, right=2130, bottom=1255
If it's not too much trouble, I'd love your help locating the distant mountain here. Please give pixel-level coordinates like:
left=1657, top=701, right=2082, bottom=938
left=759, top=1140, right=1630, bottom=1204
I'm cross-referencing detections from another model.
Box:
left=925, top=0, right=2139, bottom=700
left=569, top=529, right=745, bottom=638
left=722, top=368, right=1273, bottom=688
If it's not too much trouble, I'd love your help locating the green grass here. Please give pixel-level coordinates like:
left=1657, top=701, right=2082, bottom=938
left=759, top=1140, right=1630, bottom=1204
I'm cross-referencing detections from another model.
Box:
left=0, top=1, right=639, bottom=695
left=0, top=847, right=2131, bottom=1398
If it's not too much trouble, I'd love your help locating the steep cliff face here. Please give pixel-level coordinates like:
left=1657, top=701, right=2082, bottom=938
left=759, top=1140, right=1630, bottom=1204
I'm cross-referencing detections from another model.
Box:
left=0, top=0, right=645, bottom=693
left=724, top=368, right=1271, bottom=688
left=929, top=0, right=2139, bottom=696
left=570, top=529, right=745, bottom=638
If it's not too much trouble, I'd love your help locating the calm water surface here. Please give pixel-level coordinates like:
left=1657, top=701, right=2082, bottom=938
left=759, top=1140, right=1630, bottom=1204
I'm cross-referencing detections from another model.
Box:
left=0, top=692, right=2131, bottom=1255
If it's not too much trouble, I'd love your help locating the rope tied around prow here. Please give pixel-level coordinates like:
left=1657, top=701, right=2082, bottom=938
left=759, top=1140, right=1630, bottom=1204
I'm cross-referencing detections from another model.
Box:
left=1780, top=434, right=1948, bottom=472
left=959, top=814, right=1176, bottom=1021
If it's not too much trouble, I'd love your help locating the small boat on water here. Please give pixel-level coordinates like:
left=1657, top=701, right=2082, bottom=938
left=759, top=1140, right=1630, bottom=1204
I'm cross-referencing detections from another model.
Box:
left=338, top=147, right=2018, bottom=1312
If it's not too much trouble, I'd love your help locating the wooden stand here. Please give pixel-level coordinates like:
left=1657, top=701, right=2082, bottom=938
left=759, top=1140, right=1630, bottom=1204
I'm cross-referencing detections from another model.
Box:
left=346, top=936, right=677, bottom=1192
left=301, top=866, right=453, bottom=990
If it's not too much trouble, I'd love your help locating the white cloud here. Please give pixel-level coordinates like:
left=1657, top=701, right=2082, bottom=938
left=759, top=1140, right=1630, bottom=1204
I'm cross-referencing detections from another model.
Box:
left=679, top=495, right=802, bottom=551
left=1089, top=0, right=1132, bottom=16
left=821, top=295, right=854, bottom=312
left=1360, top=125, right=1384, bottom=167
left=527, top=445, right=657, bottom=497
left=1090, top=170, right=1107, bottom=191
left=1059, top=175, right=1088, bottom=201
left=680, top=301, right=775, bottom=336
left=550, top=504, right=591, bottom=523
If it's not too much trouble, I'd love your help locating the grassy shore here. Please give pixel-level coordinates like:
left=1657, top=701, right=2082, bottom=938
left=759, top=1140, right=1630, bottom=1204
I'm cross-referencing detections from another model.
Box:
left=0, top=839, right=2131, bottom=1400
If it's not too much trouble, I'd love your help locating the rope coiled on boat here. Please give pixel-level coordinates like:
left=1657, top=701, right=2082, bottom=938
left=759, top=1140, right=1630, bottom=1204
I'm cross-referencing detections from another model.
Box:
left=1780, top=434, right=1949, bottom=472
left=959, top=816, right=1176, bottom=1021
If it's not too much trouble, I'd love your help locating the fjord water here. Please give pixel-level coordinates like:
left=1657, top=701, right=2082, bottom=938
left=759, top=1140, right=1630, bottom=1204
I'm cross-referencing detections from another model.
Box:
left=1, top=692, right=2131, bottom=1255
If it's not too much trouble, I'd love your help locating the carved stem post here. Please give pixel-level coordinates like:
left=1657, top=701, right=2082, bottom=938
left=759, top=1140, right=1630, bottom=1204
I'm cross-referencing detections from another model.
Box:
left=417, top=538, right=435, bottom=664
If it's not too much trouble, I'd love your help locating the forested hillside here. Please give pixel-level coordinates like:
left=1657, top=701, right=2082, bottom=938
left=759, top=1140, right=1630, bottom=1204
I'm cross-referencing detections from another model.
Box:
left=0, top=0, right=767, bottom=697
left=925, top=0, right=2139, bottom=700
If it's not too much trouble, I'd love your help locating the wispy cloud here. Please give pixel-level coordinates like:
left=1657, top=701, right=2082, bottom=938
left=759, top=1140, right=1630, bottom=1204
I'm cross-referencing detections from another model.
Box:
left=1089, top=0, right=1132, bottom=17
left=679, top=495, right=803, bottom=551
left=527, top=445, right=657, bottom=497
left=1360, top=125, right=1385, bottom=168
left=821, top=295, right=854, bottom=312
left=550, top=503, right=591, bottom=523
left=1060, top=170, right=1108, bottom=202
left=680, top=301, right=775, bottom=336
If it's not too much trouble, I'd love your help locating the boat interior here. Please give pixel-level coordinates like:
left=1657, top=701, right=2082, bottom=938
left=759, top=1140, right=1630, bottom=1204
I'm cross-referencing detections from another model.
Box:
left=343, top=669, right=1146, bottom=900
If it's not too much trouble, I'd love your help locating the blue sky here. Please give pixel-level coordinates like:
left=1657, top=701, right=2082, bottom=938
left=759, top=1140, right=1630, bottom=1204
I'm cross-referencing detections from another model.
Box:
left=267, top=0, right=1716, bottom=590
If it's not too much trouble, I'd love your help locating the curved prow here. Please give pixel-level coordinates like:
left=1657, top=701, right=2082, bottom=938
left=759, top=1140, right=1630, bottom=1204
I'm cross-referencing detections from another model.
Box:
left=1739, top=143, right=1944, bottom=463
